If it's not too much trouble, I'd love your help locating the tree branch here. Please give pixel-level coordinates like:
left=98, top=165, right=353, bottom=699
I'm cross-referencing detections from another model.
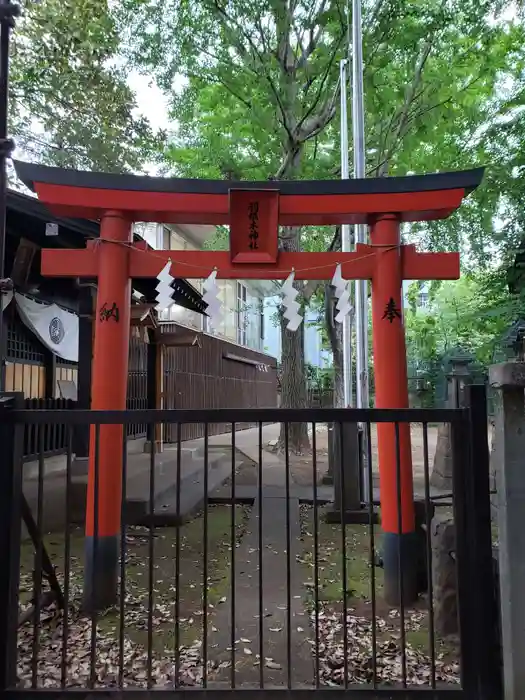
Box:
left=404, top=72, right=485, bottom=127
left=295, top=0, right=329, bottom=69
left=274, top=142, right=302, bottom=178
left=275, top=0, right=294, bottom=73
left=376, top=37, right=433, bottom=174
left=208, top=0, right=296, bottom=143
left=191, top=72, right=254, bottom=112
left=295, top=35, right=344, bottom=140
left=367, top=0, right=389, bottom=26
left=297, top=86, right=339, bottom=142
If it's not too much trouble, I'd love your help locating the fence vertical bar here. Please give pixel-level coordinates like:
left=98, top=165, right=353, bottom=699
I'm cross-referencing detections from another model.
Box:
left=422, top=422, right=436, bottom=688
left=450, top=408, right=477, bottom=695
left=0, top=393, right=24, bottom=690
left=284, top=423, right=292, bottom=689
left=338, top=421, right=349, bottom=688
left=257, top=421, right=263, bottom=689
left=366, top=420, right=378, bottom=687
left=202, top=422, right=209, bottom=688
left=61, top=426, right=73, bottom=688
left=147, top=429, right=156, bottom=688
left=394, top=421, right=407, bottom=687
left=464, top=384, right=502, bottom=699
left=31, top=426, right=45, bottom=687
left=312, top=423, right=320, bottom=689
left=89, top=424, right=100, bottom=689
left=118, top=427, right=127, bottom=688
left=231, top=422, right=237, bottom=689
left=174, top=422, right=182, bottom=688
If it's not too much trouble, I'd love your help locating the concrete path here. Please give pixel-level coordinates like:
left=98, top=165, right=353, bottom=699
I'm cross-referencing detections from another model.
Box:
left=209, top=426, right=314, bottom=687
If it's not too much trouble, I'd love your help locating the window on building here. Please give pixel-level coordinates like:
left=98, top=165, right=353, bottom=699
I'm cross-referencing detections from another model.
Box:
left=162, top=226, right=171, bottom=250
left=418, top=292, right=429, bottom=308
left=259, top=300, right=264, bottom=342
left=236, top=282, right=247, bottom=345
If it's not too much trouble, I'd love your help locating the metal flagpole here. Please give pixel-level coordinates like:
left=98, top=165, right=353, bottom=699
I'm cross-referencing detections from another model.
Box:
left=339, top=58, right=353, bottom=409
left=351, top=0, right=371, bottom=500
left=0, top=0, right=18, bottom=391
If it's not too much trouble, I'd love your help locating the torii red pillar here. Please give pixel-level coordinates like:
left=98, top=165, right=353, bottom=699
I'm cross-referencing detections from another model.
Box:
left=83, top=212, right=132, bottom=610
left=370, top=214, right=416, bottom=604
left=13, top=159, right=484, bottom=608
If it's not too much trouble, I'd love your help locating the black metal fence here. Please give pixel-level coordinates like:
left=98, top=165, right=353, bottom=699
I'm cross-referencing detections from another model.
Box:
left=22, top=398, right=75, bottom=461
left=0, top=388, right=501, bottom=698
left=21, top=396, right=146, bottom=461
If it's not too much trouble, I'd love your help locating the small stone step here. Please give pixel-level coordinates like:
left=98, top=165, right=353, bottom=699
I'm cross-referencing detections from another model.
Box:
left=125, top=449, right=197, bottom=504
left=145, top=453, right=234, bottom=526
left=180, top=446, right=200, bottom=461
left=209, top=483, right=335, bottom=503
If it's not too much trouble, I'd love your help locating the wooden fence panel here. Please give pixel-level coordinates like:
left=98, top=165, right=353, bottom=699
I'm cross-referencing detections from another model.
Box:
left=162, top=326, right=277, bottom=442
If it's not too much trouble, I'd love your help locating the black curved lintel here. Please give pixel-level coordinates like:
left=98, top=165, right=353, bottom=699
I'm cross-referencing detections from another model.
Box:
left=14, top=160, right=485, bottom=198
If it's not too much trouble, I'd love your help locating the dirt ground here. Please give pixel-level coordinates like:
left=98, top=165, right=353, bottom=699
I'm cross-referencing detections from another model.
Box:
left=17, top=504, right=251, bottom=686
left=276, top=424, right=439, bottom=487
left=298, top=504, right=460, bottom=685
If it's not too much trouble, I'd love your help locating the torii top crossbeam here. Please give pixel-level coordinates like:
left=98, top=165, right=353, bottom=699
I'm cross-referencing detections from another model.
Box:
left=16, top=160, right=482, bottom=225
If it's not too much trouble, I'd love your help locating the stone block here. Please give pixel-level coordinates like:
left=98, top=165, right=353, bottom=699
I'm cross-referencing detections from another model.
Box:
left=143, top=440, right=163, bottom=454
left=430, top=422, right=453, bottom=490
left=71, top=456, right=89, bottom=477
left=431, top=514, right=458, bottom=637
left=321, top=471, right=334, bottom=485
left=414, top=499, right=434, bottom=593
left=328, top=421, right=360, bottom=512
left=489, top=362, right=525, bottom=389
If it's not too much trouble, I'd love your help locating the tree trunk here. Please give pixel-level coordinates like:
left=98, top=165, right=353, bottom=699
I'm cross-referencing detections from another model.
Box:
left=275, top=138, right=310, bottom=454
left=325, top=282, right=345, bottom=409
left=277, top=225, right=310, bottom=454
left=323, top=282, right=345, bottom=483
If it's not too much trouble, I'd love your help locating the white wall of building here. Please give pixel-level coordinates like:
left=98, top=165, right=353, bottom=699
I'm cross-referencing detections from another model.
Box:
left=263, top=296, right=331, bottom=367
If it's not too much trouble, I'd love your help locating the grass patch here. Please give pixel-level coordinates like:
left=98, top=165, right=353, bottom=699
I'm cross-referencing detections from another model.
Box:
left=299, top=505, right=383, bottom=605
left=19, top=504, right=251, bottom=651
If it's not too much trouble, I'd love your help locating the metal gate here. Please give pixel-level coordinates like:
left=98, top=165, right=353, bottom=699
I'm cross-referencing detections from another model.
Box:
left=0, top=385, right=501, bottom=699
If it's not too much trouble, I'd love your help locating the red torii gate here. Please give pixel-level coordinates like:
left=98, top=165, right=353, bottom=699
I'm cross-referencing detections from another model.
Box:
left=14, top=161, right=484, bottom=608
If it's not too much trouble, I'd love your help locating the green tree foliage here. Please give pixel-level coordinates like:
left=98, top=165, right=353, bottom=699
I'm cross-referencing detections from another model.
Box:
left=404, top=274, right=525, bottom=406
left=117, top=0, right=347, bottom=180
left=405, top=274, right=522, bottom=371
left=118, top=0, right=523, bottom=209
left=116, top=0, right=525, bottom=421
left=11, top=0, right=161, bottom=172
left=117, top=0, right=525, bottom=274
